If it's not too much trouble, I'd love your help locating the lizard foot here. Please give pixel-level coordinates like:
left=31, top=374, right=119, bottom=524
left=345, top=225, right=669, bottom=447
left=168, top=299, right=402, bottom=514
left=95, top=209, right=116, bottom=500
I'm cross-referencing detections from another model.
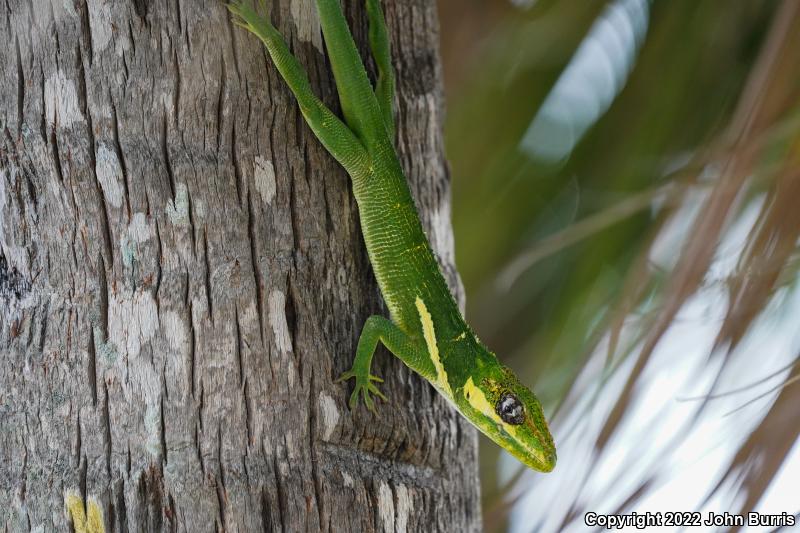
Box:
left=336, top=371, right=387, bottom=412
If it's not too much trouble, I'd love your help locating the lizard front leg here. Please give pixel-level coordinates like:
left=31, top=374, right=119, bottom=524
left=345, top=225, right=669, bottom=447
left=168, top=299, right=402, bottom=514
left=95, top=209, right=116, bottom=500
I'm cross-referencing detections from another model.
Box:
left=337, top=316, right=435, bottom=411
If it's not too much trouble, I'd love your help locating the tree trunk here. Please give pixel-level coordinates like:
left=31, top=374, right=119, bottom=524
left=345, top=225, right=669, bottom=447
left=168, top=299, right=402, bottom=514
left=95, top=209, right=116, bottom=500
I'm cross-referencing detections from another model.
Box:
left=0, top=1, right=481, bottom=531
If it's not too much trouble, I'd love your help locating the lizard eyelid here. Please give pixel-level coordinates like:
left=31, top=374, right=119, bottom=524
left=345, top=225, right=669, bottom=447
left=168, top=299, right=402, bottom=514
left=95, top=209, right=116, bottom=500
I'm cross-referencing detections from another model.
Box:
left=496, top=393, right=525, bottom=425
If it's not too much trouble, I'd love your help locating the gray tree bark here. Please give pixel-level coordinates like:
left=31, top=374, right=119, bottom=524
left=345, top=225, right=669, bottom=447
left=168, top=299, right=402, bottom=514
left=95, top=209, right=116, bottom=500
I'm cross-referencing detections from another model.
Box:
left=0, top=0, right=481, bottom=531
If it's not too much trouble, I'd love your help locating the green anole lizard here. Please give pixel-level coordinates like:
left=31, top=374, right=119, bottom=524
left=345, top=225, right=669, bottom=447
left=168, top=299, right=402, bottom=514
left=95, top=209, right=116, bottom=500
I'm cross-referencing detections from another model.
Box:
left=228, top=0, right=556, bottom=472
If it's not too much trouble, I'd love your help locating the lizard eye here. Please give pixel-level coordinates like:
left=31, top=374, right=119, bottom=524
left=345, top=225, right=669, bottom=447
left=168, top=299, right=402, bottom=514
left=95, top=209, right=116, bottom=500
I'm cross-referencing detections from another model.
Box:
left=496, top=393, right=525, bottom=425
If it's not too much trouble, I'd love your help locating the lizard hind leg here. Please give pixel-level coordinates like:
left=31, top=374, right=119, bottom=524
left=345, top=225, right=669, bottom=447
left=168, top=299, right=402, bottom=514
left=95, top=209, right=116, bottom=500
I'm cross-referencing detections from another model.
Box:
left=314, top=0, right=386, bottom=145
left=365, top=0, right=396, bottom=137
left=227, top=1, right=369, bottom=175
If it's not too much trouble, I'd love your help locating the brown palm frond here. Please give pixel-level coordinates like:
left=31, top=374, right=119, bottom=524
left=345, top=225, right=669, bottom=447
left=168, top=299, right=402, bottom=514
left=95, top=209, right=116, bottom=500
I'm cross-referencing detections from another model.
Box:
left=596, top=0, right=800, bottom=452
left=703, top=358, right=800, bottom=533
left=714, top=140, right=800, bottom=352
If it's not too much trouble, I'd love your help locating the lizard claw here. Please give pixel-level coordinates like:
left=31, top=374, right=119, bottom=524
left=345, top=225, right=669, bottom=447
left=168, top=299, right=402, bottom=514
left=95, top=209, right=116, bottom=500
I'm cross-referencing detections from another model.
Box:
left=338, top=370, right=387, bottom=411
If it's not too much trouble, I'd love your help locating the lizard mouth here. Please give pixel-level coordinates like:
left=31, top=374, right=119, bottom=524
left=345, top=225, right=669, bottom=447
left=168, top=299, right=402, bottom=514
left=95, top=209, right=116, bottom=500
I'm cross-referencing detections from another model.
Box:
left=500, top=416, right=557, bottom=472
left=505, top=436, right=556, bottom=472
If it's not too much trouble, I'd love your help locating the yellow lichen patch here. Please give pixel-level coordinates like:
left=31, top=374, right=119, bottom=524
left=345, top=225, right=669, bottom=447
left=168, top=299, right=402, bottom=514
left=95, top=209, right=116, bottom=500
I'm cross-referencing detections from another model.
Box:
left=65, top=493, right=106, bottom=533
left=415, top=297, right=451, bottom=395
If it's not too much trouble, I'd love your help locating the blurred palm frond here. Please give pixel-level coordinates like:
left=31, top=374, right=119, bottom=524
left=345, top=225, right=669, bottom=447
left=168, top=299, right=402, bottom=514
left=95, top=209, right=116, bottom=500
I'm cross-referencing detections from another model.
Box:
left=440, top=0, right=800, bottom=530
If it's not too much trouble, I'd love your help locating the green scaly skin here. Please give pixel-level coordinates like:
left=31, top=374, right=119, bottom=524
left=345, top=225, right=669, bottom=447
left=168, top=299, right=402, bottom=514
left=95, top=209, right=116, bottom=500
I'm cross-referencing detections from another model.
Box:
left=228, top=0, right=556, bottom=472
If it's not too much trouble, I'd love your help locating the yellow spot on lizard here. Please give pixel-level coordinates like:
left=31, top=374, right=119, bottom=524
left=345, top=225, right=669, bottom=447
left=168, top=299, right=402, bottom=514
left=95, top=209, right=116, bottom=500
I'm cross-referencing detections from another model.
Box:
left=463, top=377, right=502, bottom=424
left=415, top=296, right=451, bottom=395
left=65, top=493, right=106, bottom=533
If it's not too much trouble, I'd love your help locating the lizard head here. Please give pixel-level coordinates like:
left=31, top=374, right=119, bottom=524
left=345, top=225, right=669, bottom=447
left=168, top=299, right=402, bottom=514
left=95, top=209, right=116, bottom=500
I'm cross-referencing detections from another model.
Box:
left=458, top=365, right=556, bottom=472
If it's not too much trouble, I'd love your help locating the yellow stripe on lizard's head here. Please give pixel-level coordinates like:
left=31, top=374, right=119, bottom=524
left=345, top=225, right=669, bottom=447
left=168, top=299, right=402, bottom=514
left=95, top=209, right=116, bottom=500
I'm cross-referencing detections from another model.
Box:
left=461, top=372, right=556, bottom=473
